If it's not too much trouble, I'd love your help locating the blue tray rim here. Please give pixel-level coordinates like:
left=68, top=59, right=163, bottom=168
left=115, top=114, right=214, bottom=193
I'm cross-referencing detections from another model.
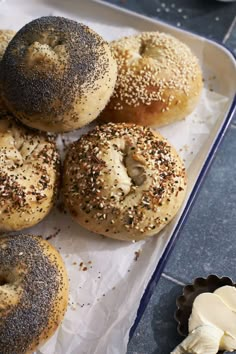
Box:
left=93, top=0, right=236, bottom=342
left=130, top=90, right=236, bottom=337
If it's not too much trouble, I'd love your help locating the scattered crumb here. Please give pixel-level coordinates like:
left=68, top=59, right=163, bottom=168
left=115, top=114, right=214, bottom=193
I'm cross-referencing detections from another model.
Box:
left=134, top=250, right=141, bottom=261
left=182, top=144, right=189, bottom=152
left=177, top=22, right=181, bottom=27
left=215, top=17, right=220, bottom=21
left=73, top=262, right=77, bottom=265
left=79, top=260, right=93, bottom=271
left=45, top=228, right=61, bottom=240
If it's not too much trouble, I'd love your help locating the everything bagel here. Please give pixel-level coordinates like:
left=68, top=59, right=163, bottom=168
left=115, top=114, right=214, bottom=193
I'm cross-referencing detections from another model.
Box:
left=0, top=116, right=59, bottom=231
left=63, top=123, right=187, bottom=241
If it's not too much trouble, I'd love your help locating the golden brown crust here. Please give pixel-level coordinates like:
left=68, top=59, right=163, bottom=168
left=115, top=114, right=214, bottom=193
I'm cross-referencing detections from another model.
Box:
left=1, top=16, right=117, bottom=133
left=0, top=30, right=16, bottom=116
left=0, top=116, right=60, bottom=231
left=100, top=32, right=203, bottom=127
left=63, top=123, right=187, bottom=241
left=0, top=234, right=68, bottom=354
left=0, top=30, right=15, bottom=60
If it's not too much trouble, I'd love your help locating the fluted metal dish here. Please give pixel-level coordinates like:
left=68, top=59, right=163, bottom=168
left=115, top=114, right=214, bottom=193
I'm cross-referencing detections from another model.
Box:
left=174, top=275, right=236, bottom=354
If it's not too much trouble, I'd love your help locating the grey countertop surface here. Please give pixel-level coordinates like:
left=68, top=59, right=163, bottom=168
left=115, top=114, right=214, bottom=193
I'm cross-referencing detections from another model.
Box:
left=104, top=1, right=236, bottom=353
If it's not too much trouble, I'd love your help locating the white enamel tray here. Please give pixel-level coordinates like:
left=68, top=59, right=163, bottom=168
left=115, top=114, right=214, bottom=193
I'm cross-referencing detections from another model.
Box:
left=0, top=1, right=235, bottom=353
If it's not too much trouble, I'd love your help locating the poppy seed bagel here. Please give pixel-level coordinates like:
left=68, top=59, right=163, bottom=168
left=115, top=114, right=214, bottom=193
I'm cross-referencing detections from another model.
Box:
left=1, top=16, right=117, bottom=132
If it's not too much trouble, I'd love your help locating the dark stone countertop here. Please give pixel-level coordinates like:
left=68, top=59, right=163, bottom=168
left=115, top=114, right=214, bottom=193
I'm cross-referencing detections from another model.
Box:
left=104, top=1, right=236, bottom=353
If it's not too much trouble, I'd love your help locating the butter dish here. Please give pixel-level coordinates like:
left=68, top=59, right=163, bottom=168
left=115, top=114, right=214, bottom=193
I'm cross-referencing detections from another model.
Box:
left=173, top=275, right=236, bottom=354
left=174, top=274, right=234, bottom=337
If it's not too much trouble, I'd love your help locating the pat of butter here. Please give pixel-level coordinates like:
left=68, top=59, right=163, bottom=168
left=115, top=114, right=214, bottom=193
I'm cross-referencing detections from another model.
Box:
left=189, top=286, right=236, bottom=351
left=215, top=285, right=236, bottom=311
left=171, top=325, right=223, bottom=354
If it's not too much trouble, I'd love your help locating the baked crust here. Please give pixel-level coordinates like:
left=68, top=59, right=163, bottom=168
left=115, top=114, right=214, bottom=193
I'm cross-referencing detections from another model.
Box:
left=0, top=234, right=68, bottom=354
left=1, top=17, right=117, bottom=132
left=100, top=32, right=203, bottom=126
left=0, top=116, right=60, bottom=231
left=63, top=123, right=187, bottom=241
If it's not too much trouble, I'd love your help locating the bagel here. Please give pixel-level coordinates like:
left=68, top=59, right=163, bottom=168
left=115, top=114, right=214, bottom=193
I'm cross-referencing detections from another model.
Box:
left=1, top=16, right=117, bottom=132
left=0, top=116, right=59, bottom=231
left=100, top=32, right=203, bottom=127
left=0, top=30, right=15, bottom=60
left=0, top=234, right=68, bottom=354
left=63, top=123, right=187, bottom=241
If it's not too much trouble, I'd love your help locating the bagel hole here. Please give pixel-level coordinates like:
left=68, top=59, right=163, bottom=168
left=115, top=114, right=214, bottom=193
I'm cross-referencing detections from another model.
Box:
left=127, top=165, right=146, bottom=186
left=0, top=271, right=17, bottom=286
left=36, top=33, right=64, bottom=48
left=27, top=35, right=67, bottom=69
left=139, top=42, right=146, bottom=56
left=124, top=153, right=146, bottom=186
left=0, top=275, right=9, bottom=286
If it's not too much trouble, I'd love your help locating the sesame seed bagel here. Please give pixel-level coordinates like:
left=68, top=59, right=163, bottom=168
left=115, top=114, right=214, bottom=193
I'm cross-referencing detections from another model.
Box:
left=63, top=123, right=187, bottom=241
left=1, top=16, right=117, bottom=133
left=100, top=32, right=203, bottom=127
left=0, top=116, right=60, bottom=232
left=0, top=234, right=68, bottom=354
left=0, top=30, right=16, bottom=115
left=0, top=30, right=15, bottom=60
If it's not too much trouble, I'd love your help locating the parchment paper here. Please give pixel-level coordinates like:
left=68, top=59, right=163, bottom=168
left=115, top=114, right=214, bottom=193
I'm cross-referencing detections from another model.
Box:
left=0, top=3, right=229, bottom=354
